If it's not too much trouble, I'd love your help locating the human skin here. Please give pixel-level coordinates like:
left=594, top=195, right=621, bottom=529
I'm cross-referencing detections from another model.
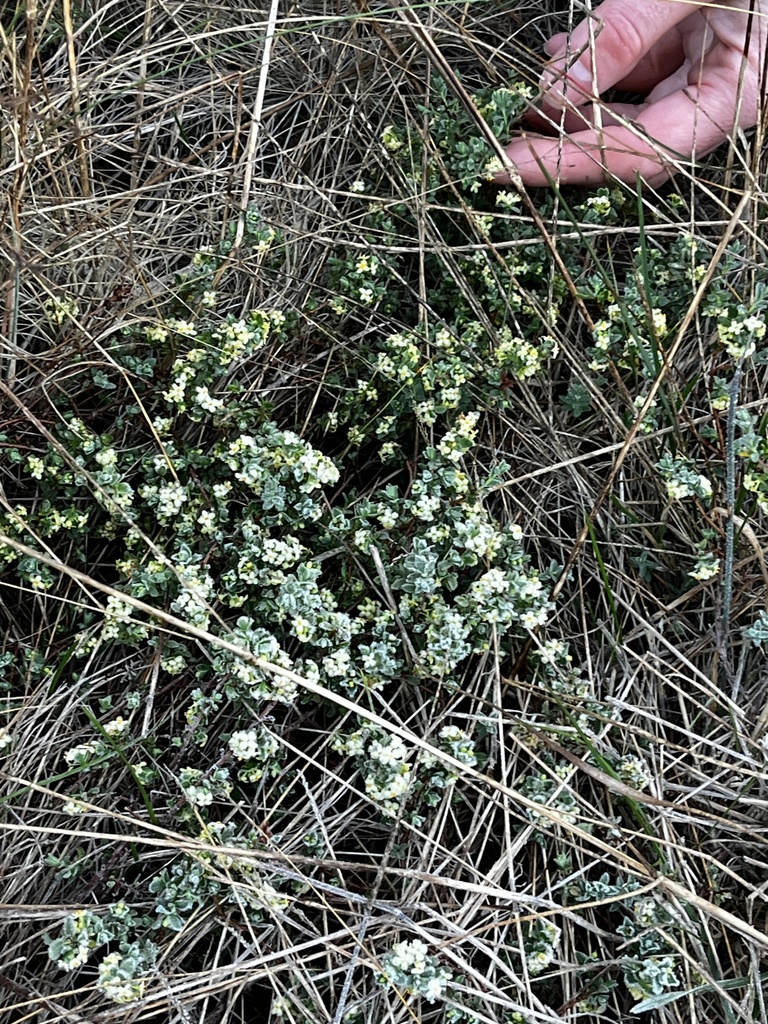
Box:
left=500, top=0, right=767, bottom=186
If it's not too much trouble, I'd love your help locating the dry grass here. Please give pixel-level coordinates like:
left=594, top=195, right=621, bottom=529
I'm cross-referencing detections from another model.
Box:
left=2, top=1, right=768, bottom=1022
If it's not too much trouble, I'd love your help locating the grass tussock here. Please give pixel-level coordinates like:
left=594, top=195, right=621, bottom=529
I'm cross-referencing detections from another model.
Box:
left=2, top=1, right=768, bottom=1022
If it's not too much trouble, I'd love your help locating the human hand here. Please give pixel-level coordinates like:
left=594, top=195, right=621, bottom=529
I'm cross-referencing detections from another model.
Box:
left=501, top=0, right=766, bottom=186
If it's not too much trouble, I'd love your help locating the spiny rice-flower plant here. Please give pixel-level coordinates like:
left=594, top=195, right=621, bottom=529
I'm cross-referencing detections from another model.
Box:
left=3, top=2, right=768, bottom=1022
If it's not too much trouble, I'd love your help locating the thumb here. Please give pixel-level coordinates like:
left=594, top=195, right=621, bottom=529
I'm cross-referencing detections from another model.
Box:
left=541, top=0, right=692, bottom=107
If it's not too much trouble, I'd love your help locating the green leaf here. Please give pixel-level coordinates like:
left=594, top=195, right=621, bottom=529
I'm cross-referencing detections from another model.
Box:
left=561, top=379, right=592, bottom=417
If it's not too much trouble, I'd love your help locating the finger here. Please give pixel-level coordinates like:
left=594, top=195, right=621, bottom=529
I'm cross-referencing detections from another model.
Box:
left=544, top=32, right=568, bottom=56
left=504, top=47, right=751, bottom=190
left=610, top=29, right=688, bottom=93
left=541, top=0, right=693, bottom=108
left=544, top=22, right=688, bottom=93
left=502, top=127, right=675, bottom=187
left=524, top=100, right=648, bottom=135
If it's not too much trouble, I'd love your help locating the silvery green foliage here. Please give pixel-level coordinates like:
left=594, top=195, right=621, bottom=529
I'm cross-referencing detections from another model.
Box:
left=744, top=609, right=768, bottom=647
left=518, top=762, right=579, bottom=829
left=45, top=904, right=157, bottom=1003
left=623, top=957, right=679, bottom=1002
left=567, top=874, right=681, bottom=1003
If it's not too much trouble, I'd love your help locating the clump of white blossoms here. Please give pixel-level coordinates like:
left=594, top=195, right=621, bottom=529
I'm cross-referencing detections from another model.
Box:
left=97, top=951, right=145, bottom=1004
left=381, top=124, right=404, bottom=152
left=717, top=309, right=766, bottom=361
left=525, top=919, right=561, bottom=976
left=228, top=725, right=280, bottom=782
left=586, top=192, right=612, bottom=218
left=656, top=455, right=713, bottom=502
left=62, top=798, right=88, bottom=816
left=229, top=725, right=278, bottom=761
left=46, top=903, right=155, bottom=1002
left=212, top=619, right=298, bottom=704
left=377, top=939, right=452, bottom=1004
left=178, top=766, right=232, bottom=807
left=100, top=595, right=146, bottom=644
left=45, top=296, right=79, bottom=325
left=0, top=727, right=12, bottom=753
left=624, top=956, right=679, bottom=1002
left=103, top=716, right=129, bottom=738
left=494, top=326, right=558, bottom=380
left=437, top=410, right=480, bottom=463
left=161, top=309, right=283, bottom=412
left=689, top=553, right=720, bottom=581
left=617, top=755, right=652, bottom=791
left=219, top=424, right=339, bottom=516
left=333, top=728, right=413, bottom=816
left=438, top=725, right=478, bottom=768
left=334, top=723, right=479, bottom=821
left=170, top=562, right=215, bottom=629
left=64, top=740, right=107, bottom=769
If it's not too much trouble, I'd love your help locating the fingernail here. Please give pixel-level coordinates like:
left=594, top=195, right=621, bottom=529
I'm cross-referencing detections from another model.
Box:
left=540, top=58, right=593, bottom=103
left=566, top=60, right=594, bottom=91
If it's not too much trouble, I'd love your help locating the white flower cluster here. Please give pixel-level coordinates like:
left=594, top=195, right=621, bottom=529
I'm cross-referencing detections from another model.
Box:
left=237, top=533, right=305, bottom=584
left=228, top=725, right=279, bottom=763
left=718, top=311, right=766, bottom=360
left=588, top=302, right=666, bottom=375
left=45, top=296, right=79, bottom=325
left=215, top=620, right=298, bottom=704
left=460, top=566, right=552, bottom=634
left=97, top=952, right=145, bottom=1004
left=377, top=331, right=421, bottom=385
left=525, top=919, right=561, bottom=976
left=378, top=939, right=452, bottom=1003
left=170, top=563, right=215, bottom=629
left=453, top=504, right=505, bottom=559
left=656, top=455, right=713, bottom=502
left=262, top=536, right=304, bottom=568
left=423, top=600, right=472, bottom=676
left=617, top=754, right=652, bottom=791
left=178, top=766, right=232, bottom=807
left=494, top=326, right=557, bottom=380
left=194, top=385, right=225, bottom=414
left=221, top=427, right=339, bottom=500
left=333, top=728, right=413, bottom=816
left=322, top=647, right=352, bottom=679
left=438, top=726, right=477, bottom=767
left=381, top=124, right=404, bottom=152
left=101, top=596, right=149, bottom=642
left=532, top=637, right=598, bottom=730
left=62, top=799, right=88, bottom=816
left=688, top=553, right=720, bottom=581
left=161, top=310, right=281, bottom=411
left=368, top=733, right=408, bottom=766
left=94, top=447, right=118, bottom=468
left=103, top=716, right=129, bottom=738
left=47, top=909, right=103, bottom=972
left=139, top=480, right=188, bottom=522
left=213, top=312, right=273, bottom=366
left=437, top=411, right=480, bottom=463
left=586, top=193, right=612, bottom=217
